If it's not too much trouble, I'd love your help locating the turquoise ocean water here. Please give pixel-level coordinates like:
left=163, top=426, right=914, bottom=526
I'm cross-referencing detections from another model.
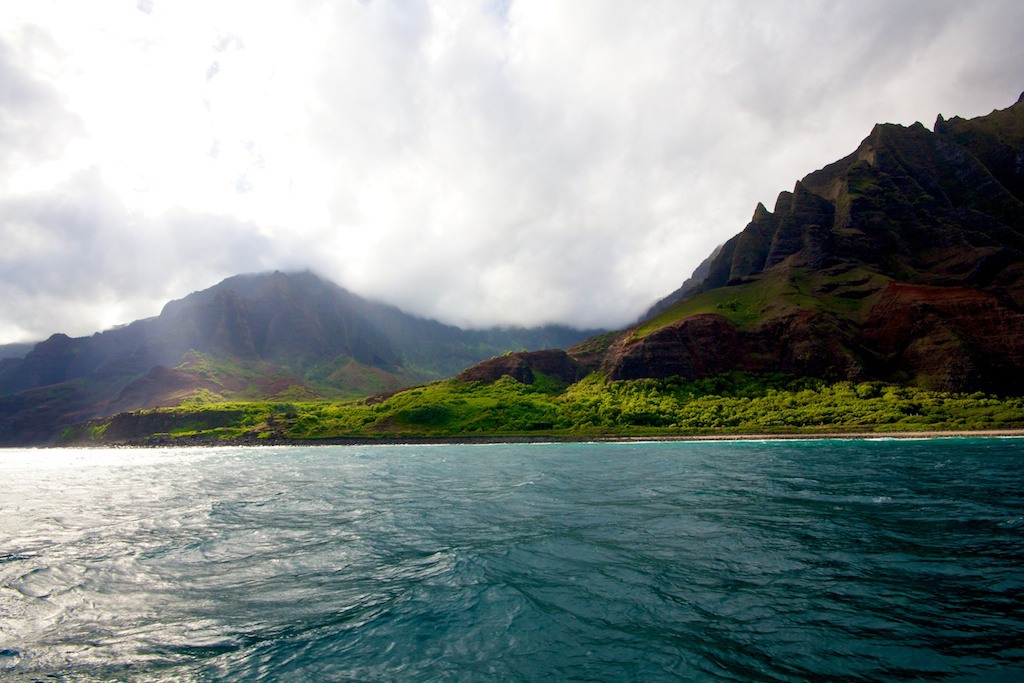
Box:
left=2, top=439, right=1023, bottom=681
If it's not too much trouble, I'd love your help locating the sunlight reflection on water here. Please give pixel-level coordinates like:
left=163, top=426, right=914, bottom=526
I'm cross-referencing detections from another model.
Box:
left=2, top=440, right=1023, bottom=681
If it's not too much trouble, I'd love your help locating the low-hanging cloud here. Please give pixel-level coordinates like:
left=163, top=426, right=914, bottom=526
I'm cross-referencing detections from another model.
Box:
left=0, top=169, right=274, bottom=341
left=1, top=0, right=1023, bottom=342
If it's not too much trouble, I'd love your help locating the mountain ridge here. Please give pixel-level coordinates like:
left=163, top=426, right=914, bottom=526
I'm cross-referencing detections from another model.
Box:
left=0, top=270, right=601, bottom=444
left=564, top=92, right=1024, bottom=393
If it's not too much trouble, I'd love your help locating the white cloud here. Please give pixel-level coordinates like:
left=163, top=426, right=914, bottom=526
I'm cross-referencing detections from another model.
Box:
left=0, top=167, right=274, bottom=339
left=1, top=0, right=1023, bottom=342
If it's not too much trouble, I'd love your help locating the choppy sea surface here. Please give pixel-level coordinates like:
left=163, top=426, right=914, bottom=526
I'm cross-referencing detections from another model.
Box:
left=2, top=439, right=1023, bottom=682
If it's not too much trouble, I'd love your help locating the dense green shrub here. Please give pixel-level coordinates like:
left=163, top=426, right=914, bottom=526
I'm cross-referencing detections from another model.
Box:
left=72, top=371, right=1024, bottom=443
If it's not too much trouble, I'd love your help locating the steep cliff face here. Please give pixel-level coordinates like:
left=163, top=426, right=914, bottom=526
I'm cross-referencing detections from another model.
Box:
left=595, top=311, right=863, bottom=383
left=859, top=282, right=1024, bottom=393
left=570, top=92, right=1024, bottom=393
left=696, top=117, right=1024, bottom=295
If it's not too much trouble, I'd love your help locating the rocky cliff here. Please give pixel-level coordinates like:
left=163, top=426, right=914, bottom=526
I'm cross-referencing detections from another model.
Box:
left=578, top=92, right=1024, bottom=393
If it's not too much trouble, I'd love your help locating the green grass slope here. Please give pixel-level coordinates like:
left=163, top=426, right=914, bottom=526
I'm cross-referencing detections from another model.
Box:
left=631, top=266, right=890, bottom=339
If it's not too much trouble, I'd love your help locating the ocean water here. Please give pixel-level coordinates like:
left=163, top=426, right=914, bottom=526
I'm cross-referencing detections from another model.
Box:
left=1, top=439, right=1023, bottom=682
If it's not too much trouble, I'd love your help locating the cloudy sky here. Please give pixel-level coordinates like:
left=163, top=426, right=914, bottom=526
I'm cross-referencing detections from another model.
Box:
left=1, top=0, right=1022, bottom=343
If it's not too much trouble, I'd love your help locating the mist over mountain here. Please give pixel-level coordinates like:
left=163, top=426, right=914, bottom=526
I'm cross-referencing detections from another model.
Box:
left=0, top=343, right=34, bottom=361
left=0, top=271, right=599, bottom=444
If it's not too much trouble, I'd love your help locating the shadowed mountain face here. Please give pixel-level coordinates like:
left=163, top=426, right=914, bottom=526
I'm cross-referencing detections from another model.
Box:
left=0, top=271, right=599, bottom=444
left=571, top=92, right=1024, bottom=394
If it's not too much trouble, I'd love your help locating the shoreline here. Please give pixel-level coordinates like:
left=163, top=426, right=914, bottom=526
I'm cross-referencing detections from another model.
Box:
left=48, top=428, right=1024, bottom=449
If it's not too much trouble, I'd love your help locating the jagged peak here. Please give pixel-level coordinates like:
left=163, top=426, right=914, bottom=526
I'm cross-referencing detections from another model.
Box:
left=752, top=202, right=771, bottom=221
left=788, top=179, right=833, bottom=207
left=852, top=118, right=938, bottom=167
left=1016, top=90, right=1024, bottom=106
left=773, top=190, right=793, bottom=214
left=863, top=121, right=920, bottom=145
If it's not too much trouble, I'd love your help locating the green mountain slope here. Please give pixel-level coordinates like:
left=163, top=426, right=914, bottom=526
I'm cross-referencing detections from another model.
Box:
left=0, top=271, right=599, bottom=445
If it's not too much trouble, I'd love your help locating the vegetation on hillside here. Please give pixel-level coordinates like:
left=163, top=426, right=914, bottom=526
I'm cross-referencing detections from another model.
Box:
left=177, top=350, right=420, bottom=401
left=60, top=371, right=1024, bottom=445
left=632, top=267, right=890, bottom=339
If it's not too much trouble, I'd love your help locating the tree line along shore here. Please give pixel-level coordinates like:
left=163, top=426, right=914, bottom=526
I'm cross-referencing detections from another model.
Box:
left=58, top=372, right=1024, bottom=446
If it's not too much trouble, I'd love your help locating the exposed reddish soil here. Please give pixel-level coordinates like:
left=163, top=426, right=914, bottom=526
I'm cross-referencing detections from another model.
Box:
left=456, top=349, right=587, bottom=385
left=861, top=282, right=1024, bottom=392
left=595, top=311, right=863, bottom=383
